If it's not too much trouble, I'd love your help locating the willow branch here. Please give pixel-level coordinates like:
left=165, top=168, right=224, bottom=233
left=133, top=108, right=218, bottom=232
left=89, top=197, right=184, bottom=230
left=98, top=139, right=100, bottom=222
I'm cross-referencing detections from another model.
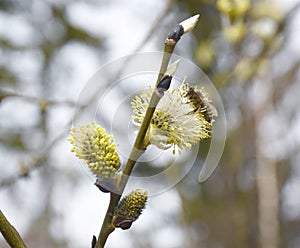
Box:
left=95, top=14, right=200, bottom=248
left=95, top=63, right=178, bottom=248
left=0, top=210, right=27, bottom=248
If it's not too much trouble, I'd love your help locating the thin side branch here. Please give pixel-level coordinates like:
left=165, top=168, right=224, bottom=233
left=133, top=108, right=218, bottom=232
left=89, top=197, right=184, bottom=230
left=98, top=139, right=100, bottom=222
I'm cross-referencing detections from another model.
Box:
left=0, top=210, right=27, bottom=248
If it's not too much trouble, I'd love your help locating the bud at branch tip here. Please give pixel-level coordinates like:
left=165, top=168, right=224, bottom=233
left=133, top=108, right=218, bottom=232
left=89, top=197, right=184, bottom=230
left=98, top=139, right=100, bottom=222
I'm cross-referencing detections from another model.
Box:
left=167, top=14, right=200, bottom=42
left=180, top=14, right=200, bottom=34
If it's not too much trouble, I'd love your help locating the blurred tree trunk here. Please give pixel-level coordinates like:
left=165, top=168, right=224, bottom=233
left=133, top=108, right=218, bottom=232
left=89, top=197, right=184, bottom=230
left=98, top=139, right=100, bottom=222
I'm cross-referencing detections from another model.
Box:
left=254, top=75, right=279, bottom=248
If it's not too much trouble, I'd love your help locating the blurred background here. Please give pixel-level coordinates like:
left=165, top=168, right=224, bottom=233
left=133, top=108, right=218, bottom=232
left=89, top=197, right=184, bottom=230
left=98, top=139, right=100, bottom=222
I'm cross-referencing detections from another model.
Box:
left=1, top=0, right=300, bottom=247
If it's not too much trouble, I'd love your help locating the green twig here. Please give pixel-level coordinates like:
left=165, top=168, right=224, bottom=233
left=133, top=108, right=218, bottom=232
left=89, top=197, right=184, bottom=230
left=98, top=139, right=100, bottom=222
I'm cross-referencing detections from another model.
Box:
left=0, top=210, right=27, bottom=248
left=95, top=63, right=177, bottom=248
left=96, top=193, right=119, bottom=248
left=94, top=14, right=200, bottom=248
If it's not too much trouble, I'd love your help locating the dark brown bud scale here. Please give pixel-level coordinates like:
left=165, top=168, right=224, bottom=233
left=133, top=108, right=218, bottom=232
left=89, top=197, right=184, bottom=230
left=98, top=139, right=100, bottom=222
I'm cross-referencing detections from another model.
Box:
left=167, top=24, right=184, bottom=42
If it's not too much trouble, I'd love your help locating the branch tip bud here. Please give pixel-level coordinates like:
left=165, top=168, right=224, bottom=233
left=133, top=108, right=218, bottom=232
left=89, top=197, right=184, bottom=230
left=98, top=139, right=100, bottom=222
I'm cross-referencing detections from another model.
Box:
left=167, top=24, right=184, bottom=42
left=180, top=14, right=200, bottom=34
left=167, top=14, right=200, bottom=42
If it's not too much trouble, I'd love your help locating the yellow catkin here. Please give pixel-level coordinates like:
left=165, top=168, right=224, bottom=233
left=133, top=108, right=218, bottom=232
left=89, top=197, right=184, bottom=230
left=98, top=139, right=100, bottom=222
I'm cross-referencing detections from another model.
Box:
left=68, top=122, right=121, bottom=178
left=131, top=82, right=217, bottom=154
